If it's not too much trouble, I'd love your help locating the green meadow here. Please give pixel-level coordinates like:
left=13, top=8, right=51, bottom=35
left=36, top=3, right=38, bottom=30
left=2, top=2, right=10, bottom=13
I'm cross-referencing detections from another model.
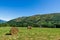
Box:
left=0, top=27, right=60, bottom=40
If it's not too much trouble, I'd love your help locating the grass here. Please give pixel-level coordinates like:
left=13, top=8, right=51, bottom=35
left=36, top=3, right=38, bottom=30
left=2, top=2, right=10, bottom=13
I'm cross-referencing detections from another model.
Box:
left=0, top=27, right=60, bottom=40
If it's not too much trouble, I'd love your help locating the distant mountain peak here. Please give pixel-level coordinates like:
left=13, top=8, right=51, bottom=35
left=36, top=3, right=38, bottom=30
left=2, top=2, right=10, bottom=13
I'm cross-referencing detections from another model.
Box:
left=0, top=19, right=7, bottom=23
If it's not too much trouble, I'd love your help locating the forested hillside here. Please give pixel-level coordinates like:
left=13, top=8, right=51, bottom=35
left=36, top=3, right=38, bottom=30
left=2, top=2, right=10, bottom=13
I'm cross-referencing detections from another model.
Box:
left=0, top=13, right=60, bottom=28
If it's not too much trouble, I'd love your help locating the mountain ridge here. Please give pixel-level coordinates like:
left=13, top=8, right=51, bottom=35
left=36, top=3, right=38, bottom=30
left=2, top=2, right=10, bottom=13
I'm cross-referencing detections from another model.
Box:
left=0, top=19, right=6, bottom=23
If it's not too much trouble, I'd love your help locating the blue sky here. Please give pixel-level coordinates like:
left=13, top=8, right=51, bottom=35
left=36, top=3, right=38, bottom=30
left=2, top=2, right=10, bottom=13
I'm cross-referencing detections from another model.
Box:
left=0, top=0, right=60, bottom=21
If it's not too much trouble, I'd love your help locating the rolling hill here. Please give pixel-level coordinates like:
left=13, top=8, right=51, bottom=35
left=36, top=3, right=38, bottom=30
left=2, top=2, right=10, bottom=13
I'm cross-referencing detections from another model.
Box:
left=6, top=13, right=60, bottom=28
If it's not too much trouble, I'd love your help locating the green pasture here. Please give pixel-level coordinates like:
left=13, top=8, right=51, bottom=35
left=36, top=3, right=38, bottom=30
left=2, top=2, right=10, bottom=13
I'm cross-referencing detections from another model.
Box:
left=0, top=27, right=60, bottom=40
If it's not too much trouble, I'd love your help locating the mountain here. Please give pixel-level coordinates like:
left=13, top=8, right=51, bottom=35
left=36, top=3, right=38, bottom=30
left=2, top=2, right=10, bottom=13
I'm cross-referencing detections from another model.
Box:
left=7, top=13, right=60, bottom=28
left=0, top=20, right=6, bottom=23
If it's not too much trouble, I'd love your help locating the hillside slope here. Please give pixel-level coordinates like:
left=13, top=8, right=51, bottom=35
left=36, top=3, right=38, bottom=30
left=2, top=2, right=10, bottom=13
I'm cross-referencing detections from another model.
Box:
left=7, top=13, right=60, bottom=28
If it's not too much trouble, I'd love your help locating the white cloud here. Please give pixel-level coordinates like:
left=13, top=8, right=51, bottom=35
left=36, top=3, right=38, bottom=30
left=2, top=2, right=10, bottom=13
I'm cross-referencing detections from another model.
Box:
left=0, top=17, right=11, bottom=21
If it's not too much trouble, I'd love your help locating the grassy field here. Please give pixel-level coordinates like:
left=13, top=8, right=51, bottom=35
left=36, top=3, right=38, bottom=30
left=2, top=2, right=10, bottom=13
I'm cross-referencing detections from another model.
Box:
left=0, top=27, right=60, bottom=40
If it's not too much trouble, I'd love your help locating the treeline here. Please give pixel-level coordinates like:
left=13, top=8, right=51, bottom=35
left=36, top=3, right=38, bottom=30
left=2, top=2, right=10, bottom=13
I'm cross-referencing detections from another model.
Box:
left=0, top=23, right=10, bottom=27
left=6, top=20, right=60, bottom=28
left=0, top=21, right=60, bottom=28
left=0, top=13, right=60, bottom=28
